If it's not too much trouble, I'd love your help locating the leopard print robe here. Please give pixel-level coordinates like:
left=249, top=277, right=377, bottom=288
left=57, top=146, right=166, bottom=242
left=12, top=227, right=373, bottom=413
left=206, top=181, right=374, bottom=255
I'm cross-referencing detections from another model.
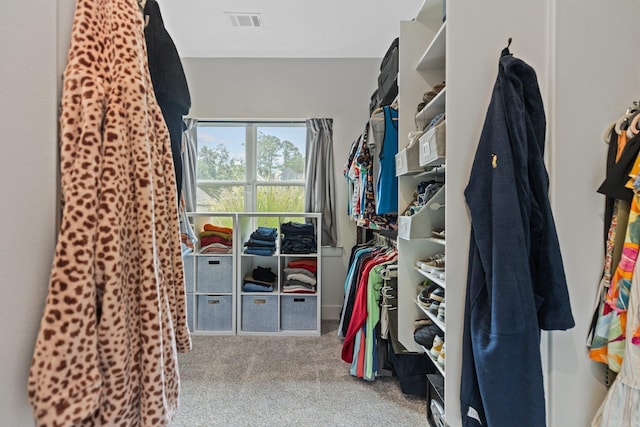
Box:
left=28, top=0, right=191, bottom=425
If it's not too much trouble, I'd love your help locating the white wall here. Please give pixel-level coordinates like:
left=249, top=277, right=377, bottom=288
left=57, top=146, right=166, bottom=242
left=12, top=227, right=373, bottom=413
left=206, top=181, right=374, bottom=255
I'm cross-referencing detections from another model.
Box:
left=548, top=0, right=640, bottom=425
left=0, top=1, right=58, bottom=425
left=182, top=57, right=380, bottom=318
left=444, top=1, right=552, bottom=425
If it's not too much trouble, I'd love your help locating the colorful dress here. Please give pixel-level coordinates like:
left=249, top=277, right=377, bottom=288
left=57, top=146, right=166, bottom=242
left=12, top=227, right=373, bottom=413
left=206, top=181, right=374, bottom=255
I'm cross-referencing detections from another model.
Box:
left=592, top=237, right=640, bottom=425
left=590, top=131, right=640, bottom=371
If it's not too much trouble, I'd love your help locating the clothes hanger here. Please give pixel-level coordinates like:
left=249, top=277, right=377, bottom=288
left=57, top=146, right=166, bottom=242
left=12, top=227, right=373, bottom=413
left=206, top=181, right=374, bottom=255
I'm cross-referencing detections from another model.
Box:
left=627, top=111, right=640, bottom=139
left=390, top=95, right=399, bottom=110
left=370, top=106, right=399, bottom=121
left=138, top=0, right=149, bottom=26
left=614, top=103, right=639, bottom=134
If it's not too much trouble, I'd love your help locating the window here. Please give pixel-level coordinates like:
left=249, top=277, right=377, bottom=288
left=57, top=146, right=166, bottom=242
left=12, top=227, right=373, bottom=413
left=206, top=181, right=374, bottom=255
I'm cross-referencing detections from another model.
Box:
left=194, top=121, right=307, bottom=226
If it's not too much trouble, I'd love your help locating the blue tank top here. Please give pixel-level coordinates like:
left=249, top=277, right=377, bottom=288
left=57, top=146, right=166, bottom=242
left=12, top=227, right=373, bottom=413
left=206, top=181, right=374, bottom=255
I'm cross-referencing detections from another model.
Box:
left=376, top=106, right=398, bottom=214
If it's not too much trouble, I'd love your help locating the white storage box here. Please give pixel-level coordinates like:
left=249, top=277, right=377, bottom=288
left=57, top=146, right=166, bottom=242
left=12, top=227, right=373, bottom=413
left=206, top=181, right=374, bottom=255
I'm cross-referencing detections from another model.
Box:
left=419, top=121, right=446, bottom=167
left=398, top=185, right=445, bottom=240
left=196, top=256, right=233, bottom=293
left=395, top=142, right=422, bottom=176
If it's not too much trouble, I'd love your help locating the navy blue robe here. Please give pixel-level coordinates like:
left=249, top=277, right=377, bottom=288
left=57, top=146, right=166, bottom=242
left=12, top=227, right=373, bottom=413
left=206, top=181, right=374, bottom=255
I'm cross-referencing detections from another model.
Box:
left=460, top=48, right=575, bottom=427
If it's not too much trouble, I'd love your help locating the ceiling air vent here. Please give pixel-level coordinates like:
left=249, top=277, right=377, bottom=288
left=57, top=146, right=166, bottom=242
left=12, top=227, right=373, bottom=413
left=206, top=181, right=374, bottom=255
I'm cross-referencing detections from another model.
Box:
left=225, top=12, right=262, bottom=28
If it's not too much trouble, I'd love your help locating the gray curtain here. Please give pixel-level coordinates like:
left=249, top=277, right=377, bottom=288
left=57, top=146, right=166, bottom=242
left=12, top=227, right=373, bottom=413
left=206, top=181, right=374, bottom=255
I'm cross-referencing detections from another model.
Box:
left=305, top=118, right=337, bottom=246
left=181, top=118, right=198, bottom=212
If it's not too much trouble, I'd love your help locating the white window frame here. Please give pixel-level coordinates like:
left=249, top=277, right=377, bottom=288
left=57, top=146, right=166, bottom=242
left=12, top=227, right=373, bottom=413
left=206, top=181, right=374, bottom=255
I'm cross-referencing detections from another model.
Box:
left=195, top=120, right=307, bottom=213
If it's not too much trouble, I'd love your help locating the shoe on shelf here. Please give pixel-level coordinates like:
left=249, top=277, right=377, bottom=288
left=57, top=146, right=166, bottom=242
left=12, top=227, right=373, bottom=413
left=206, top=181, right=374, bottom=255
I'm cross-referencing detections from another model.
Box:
left=430, top=335, right=444, bottom=358
left=429, top=287, right=445, bottom=303
left=417, top=294, right=439, bottom=311
left=414, top=318, right=432, bottom=330
left=437, top=343, right=446, bottom=368
left=416, top=296, right=432, bottom=310
left=414, top=323, right=442, bottom=348
left=431, top=229, right=445, bottom=239
left=417, top=282, right=440, bottom=307
left=428, top=301, right=440, bottom=315
left=419, top=253, right=445, bottom=272
left=426, top=253, right=445, bottom=271
left=437, top=303, right=446, bottom=323
left=418, top=280, right=439, bottom=295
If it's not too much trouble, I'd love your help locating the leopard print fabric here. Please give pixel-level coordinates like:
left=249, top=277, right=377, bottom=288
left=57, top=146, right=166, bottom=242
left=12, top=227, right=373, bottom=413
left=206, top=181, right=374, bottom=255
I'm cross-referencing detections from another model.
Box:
left=28, top=0, right=191, bottom=425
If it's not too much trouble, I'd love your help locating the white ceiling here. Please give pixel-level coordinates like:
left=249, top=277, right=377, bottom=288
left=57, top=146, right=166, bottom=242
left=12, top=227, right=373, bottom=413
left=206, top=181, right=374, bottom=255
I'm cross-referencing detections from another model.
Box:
left=158, top=0, right=424, bottom=58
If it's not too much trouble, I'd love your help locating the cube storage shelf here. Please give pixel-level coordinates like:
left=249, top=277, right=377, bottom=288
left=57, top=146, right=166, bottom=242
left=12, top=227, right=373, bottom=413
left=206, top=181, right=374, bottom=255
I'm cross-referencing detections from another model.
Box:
left=184, top=213, right=237, bottom=336
left=184, top=212, right=321, bottom=337
left=237, top=213, right=321, bottom=336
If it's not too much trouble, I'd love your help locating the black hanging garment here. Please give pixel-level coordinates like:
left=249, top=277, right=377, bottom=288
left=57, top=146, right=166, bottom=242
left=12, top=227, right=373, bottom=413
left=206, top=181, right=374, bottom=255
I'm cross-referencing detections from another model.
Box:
left=144, top=0, right=191, bottom=201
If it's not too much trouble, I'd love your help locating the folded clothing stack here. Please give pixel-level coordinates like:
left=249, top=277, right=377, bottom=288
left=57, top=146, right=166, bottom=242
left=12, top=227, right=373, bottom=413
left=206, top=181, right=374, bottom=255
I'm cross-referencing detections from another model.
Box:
left=283, top=259, right=317, bottom=294
left=244, top=226, right=278, bottom=255
left=243, top=266, right=277, bottom=292
left=280, top=221, right=316, bottom=254
left=199, top=223, right=233, bottom=254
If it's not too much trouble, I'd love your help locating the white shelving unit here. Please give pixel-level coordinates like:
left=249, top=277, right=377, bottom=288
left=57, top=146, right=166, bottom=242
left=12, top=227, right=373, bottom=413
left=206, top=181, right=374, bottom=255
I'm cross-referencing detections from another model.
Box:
left=183, top=212, right=321, bottom=337
left=184, top=213, right=237, bottom=336
left=421, top=345, right=445, bottom=378
left=415, top=87, right=446, bottom=130
left=397, top=1, right=450, bottom=425
left=237, top=212, right=322, bottom=337
left=416, top=267, right=446, bottom=289
left=416, top=21, right=446, bottom=71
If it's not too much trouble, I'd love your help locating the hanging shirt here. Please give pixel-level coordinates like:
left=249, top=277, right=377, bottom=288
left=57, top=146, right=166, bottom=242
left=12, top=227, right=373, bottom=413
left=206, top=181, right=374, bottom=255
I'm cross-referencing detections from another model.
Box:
left=341, top=250, right=395, bottom=364
left=376, top=106, right=399, bottom=214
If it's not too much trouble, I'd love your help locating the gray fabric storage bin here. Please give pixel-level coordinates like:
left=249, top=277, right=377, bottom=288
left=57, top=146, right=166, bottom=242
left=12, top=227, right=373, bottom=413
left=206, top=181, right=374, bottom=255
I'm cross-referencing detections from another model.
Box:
left=242, top=295, right=278, bottom=332
left=280, top=295, right=317, bottom=330
left=196, top=295, right=232, bottom=331
left=183, top=255, right=194, bottom=293
left=196, top=256, right=233, bottom=293
left=186, top=294, right=194, bottom=332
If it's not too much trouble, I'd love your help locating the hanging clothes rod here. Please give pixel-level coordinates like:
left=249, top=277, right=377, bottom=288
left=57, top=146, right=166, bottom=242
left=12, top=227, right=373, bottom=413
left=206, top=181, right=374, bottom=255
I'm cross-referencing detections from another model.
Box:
left=373, top=231, right=397, bottom=248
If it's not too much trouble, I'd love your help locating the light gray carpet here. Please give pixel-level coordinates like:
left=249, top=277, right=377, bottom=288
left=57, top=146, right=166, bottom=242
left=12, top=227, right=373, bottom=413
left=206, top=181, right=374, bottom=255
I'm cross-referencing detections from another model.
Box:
left=171, top=320, right=426, bottom=426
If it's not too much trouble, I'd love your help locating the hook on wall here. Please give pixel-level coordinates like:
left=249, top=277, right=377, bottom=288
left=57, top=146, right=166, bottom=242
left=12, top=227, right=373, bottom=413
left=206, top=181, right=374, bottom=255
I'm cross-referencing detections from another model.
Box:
left=507, top=37, right=513, bottom=49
